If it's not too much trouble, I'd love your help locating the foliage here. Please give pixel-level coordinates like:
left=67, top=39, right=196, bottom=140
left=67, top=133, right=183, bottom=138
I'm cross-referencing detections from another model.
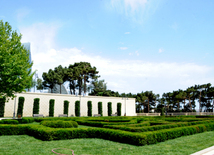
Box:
left=117, top=103, right=121, bottom=116
left=54, top=65, right=67, bottom=94
left=49, top=99, right=55, bottom=117
left=0, top=97, right=6, bottom=117
left=17, top=97, right=25, bottom=117
left=0, top=20, right=34, bottom=99
left=87, top=101, right=92, bottom=116
left=108, top=102, right=112, bottom=116
left=36, top=78, right=43, bottom=92
left=75, top=100, right=80, bottom=117
left=40, top=120, right=78, bottom=128
left=0, top=119, right=19, bottom=124
left=42, top=69, right=56, bottom=93
left=98, top=102, right=103, bottom=116
left=63, top=100, right=69, bottom=115
left=33, top=98, right=40, bottom=115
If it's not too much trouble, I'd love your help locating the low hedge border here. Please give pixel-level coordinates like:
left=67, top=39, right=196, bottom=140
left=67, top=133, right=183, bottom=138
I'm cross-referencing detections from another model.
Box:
left=77, top=119, right=137, bottom=127
left=0, top=123, right=214, bottom=146
left=103, top=120, right=214, bottom=132
left=40, top=120, right=78, bottom=128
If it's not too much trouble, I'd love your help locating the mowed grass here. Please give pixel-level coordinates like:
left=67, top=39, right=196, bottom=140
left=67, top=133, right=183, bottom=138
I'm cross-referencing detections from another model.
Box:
left=0, top=131, right=214, bottom=155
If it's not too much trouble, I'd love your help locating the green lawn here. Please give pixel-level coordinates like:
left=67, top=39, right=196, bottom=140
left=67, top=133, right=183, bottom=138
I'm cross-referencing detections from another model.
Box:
left=0, top=131, right=214, bottom=155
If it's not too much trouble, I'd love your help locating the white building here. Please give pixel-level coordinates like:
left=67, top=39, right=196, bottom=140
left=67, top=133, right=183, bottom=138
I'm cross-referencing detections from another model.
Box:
left=4, top=92, right=136, bottom=117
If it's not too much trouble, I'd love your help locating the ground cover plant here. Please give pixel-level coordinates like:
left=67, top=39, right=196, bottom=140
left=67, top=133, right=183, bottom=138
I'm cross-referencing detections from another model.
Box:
left=0, top=115, right=214, bottom=147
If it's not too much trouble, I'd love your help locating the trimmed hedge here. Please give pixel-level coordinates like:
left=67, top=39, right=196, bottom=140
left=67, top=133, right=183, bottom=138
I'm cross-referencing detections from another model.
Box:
left=117, top=103, right=121, bottom=116
left=87, top=101, right=92, bottom=116
left=64, top=100, right=69, bottom=115
left=33, top=98, right=40, bottom=115
left=1, top=122, right=214, bottom=146
left=75, top=101, right=80, bottom=117
left=103, top=120, right=214, bottom=132
left=108, top=102, right=112, bottom=116
left=0, top=97, right=6, bottom=117
left=49, top=99, right=55, bottom=117
left=40, top=120, right=78, bottom=128
left=0, top=119, right=19, bottom=124
left=17, top=97, right=25, bottom=117
left=98, top=102, right=103, bottom=116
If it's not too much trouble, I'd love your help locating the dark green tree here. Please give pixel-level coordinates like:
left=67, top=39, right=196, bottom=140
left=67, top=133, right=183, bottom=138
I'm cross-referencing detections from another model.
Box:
left=17, top=97, right=25, bottom=117
left=108, top=102, right=112, bottom=116
left=54, top=65, right=67, bottom=94
left=75, top=100, right=80, bottom=117
left=36, top=78, right=43, bottom=92
left=87, top=101, right=92, bottom=116
left=63, top=100, right=69, bottom=115
left=98, top=102, right=103, bottom=116
left=49, top=99, right=55, bottom=117
left=42, top=69, right=56, bottom=93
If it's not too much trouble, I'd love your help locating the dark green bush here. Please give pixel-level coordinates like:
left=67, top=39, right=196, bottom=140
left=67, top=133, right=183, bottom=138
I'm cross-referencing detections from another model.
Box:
left=49, top=99, right=55, bottom=117
left=117, top=103, right=121, bottom=116
left=18, top=117, right=35, bottom=124
left=75, top=100, right=80, bottom=117
left=17, top=97, right=25, bottom=117
left=33, top=98, right=40, bottom=115
left=0, top=120, right=214, bottom=146
left=87, top=101, right=92, bottom=116
left=98, top=102, right=103, bottom=116
left=64, top=100, right=69, bottom=115
left=0, top=119, right=19, bottom=124
left=108, top=102, right=112, bottom=116
left=0, top=97, right=6, bottom=117
left=40, top=120, right=78, bottom=128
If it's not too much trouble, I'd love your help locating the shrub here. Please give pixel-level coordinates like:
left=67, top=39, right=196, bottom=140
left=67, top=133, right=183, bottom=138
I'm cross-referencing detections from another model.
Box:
left=87, top=101, right=92, bottom=116
left=40, top=120, right=78, bottom=128
left=75, top=101, right=80, bottom=117
left=18, top=117, right=35, bottom=124
left=0, top=119, right=19, bottom=124
left=17, top=97, right=25, bottom=117
left=117, top=103, right=122, bottom=116
left=49, top=99, right=55, bottom=117
left=0, top=97, right=6, bottom=117
left=33, top=98, right=40, bottom=115
left=64, top=100, right=69, bottom=115
left=108, top=102, right=112, bottom=116
left=98, top=102, right=103, bottom=116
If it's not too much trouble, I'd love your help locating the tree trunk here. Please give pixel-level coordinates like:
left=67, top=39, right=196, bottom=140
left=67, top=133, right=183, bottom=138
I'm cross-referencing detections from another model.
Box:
left=143, top=102, right=145, bottom=113
left=60, top=84, right=61, bottom=94
left=189, top=97, right=192, bottom=112
left=183, top=98, right=186, bottom=111
left=78, top=78, right=82, bottom=95
left=148, top=98, right=150, bottom=113
left=84, top=75, right=86, bottom=95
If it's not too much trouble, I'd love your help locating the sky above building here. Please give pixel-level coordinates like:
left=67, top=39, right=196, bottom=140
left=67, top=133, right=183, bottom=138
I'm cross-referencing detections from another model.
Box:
left=1, top=0, right=214, bottom=97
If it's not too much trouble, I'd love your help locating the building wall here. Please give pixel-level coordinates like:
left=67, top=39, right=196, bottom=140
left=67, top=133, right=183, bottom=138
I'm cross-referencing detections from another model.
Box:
left=4, top=92, right=136, bottom=117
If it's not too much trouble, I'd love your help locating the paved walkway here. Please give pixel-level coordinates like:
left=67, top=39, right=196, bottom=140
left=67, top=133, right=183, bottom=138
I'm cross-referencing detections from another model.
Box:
left=191, top=146, right=214, bottom=155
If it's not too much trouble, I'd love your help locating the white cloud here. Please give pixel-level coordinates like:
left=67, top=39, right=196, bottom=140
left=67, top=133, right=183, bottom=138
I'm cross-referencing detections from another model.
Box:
left=125, top=32, right=130, bottom=34
left=120, top=47, right=128, bottom=50
left=159, top=48, right=164, bottom=53
left=110, top=0, right=160, bottom=24
left=19, top=22, right=214, bottom=96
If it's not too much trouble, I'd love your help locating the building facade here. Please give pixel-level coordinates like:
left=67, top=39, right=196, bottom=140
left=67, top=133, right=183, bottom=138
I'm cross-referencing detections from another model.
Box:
left=4, top=92, right=136, bottom=117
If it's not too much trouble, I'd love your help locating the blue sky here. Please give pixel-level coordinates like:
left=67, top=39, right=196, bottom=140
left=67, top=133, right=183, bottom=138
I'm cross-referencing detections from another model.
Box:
left=1, top=0, right=214, bottom=97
